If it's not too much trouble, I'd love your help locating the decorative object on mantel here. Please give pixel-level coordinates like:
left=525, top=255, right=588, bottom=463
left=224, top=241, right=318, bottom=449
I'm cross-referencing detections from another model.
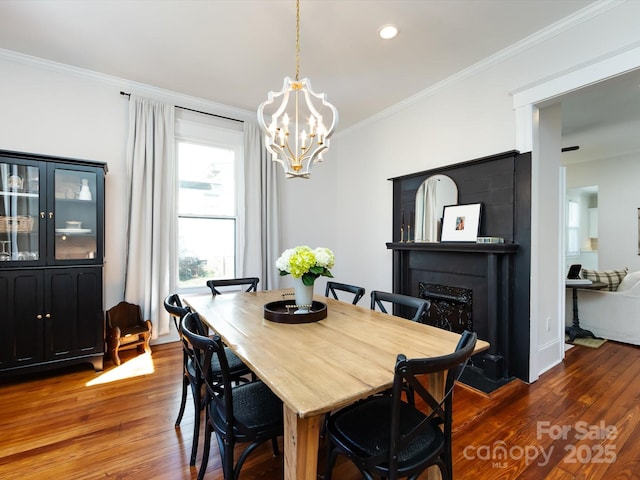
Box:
left=414, top=174, right=458, bottom=243
left=440, top=203, right=482, bottom=242
left=477, top=236, right=504, bottom=244
left=276, top=246, right=334, bottom=313
left=257, top=0, right=338, bottom=179
left=399, top=209, right=413, bottom=243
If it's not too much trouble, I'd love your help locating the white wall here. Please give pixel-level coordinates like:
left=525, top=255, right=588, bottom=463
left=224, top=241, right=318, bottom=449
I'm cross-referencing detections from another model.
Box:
left=0, top=56, right=129, bottom=311
left=567, top=154, right=640, bottom=272
left=0, top=52, right=256, bottom=336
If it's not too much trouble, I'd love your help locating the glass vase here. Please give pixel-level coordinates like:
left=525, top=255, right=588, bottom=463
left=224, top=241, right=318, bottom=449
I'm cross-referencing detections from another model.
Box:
left=293, top=276, right=314, bottom=314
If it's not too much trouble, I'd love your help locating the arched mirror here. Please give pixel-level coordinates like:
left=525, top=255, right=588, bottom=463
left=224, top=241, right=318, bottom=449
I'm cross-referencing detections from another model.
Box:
left=414, top=174, right=458, bottom=242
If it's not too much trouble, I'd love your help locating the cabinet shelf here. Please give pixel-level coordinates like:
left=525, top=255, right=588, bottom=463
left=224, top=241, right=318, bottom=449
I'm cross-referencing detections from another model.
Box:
left=0, top=190, right=39, bottom=198
left=55, top=197, right=96, bottom=204
left=55, top=229, right=93, bottom=235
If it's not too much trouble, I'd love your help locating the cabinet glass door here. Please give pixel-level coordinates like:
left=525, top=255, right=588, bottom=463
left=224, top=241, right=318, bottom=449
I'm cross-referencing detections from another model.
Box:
left=54, top=169, right=98, bottom=261
left=0, top=162, right=41, bottom=263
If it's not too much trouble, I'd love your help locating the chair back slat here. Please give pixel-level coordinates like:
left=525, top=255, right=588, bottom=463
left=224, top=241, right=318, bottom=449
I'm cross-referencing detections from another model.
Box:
left=164, top=294, right=190, bottom=333
left=370, top=290, right=430, bottom=322
left=107, top=301, right=143, bottom=329
left=389, top=331, right=477, bottom=470
left=181, top=312, right=233, bottom=420
left=325, top=281, right=365, bottom=305
left=207, top=277, right=259, bottom=295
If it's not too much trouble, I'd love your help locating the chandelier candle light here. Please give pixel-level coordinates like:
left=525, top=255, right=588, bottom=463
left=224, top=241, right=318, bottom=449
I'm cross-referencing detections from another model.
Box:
left=276, top=246, right=334, bottom=313
left=257, top=0, right=338, bottom=179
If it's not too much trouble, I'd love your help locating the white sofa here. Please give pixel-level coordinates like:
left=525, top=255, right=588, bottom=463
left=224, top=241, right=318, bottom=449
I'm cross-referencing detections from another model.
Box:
left=565, top=270, right=640, bottom=345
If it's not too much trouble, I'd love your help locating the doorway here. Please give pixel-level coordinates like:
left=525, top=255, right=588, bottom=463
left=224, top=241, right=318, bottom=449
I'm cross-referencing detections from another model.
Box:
left=513, top=45, right=640, bottom=383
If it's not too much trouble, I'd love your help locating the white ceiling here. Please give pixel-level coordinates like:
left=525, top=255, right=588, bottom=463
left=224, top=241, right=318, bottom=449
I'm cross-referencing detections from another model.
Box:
left=0, top=0, right=599, bottom=128
left=560, top=68, right=640, bottom=164
left=0, top=0, right=637, bottom=161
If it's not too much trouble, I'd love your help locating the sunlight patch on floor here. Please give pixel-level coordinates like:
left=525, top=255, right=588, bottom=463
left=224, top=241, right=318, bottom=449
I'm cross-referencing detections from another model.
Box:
left=86, top=353, right=155, bottom=386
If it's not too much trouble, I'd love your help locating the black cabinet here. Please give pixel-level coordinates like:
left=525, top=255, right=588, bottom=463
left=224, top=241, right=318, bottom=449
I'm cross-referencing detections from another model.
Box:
left=0, top=150, right=106, bottom=375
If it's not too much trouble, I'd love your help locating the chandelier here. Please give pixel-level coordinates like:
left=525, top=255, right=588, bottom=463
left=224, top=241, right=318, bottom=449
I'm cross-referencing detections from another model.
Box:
left=257, top=0, right=338, bottom=179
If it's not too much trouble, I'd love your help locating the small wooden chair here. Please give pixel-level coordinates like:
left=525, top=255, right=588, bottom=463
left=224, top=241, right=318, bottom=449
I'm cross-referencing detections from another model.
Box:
left=106, top=301, right=152, bottom=366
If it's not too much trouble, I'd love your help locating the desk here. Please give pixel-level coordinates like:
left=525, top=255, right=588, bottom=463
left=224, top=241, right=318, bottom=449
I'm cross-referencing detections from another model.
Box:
left=185, top=290, right=489, bottom=480
left=566, top=281, right=607, bottom=342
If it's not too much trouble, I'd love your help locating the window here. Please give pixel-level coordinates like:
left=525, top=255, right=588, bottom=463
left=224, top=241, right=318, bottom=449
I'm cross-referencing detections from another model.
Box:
left=176, top=111, right=244, bottom=289
left=567, top=199, right=580, bottom=256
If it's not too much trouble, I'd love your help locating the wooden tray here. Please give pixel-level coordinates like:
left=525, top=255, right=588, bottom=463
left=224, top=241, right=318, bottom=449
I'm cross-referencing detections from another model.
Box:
left=264, top=300, right=327, bottom=324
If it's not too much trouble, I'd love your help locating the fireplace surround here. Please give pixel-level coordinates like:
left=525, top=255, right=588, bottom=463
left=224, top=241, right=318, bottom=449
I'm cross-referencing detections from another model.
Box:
left=387, top=150, right=532, bottom=389
left=419, top=282, right=473, bottom=333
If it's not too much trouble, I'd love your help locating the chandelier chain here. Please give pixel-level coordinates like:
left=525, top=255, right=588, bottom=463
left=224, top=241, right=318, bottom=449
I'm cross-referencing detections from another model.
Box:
left=295, top=0, right=300, bottom=82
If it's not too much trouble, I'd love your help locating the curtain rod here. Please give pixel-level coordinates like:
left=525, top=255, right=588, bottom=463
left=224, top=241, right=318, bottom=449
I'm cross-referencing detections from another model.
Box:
left=119, top=91, right=244, bottom=124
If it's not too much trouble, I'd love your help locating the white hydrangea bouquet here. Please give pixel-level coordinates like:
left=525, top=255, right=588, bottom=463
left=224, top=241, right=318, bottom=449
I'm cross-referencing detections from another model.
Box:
left=276, top=246, right=335, bottom=286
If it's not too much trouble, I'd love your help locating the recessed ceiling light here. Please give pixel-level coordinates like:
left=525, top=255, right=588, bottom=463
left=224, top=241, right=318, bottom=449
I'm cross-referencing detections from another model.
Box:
left=378, top=24, right=398, bottom=40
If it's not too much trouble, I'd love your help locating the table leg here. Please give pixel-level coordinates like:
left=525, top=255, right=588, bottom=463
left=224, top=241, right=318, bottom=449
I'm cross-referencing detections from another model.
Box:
left=283, top=406, right=322, bottom=480
left=426, top=372, right=444, bottom=480
left=565, top=286, right=597, bottom=342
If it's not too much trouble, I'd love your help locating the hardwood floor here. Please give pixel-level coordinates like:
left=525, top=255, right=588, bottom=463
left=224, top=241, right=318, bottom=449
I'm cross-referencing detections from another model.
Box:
left=1, top=340, right=639, bottom=479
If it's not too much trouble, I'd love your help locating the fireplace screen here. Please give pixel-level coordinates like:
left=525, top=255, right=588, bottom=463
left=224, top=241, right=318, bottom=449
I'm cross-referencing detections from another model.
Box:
left=418, top=282, right=473, bottom=334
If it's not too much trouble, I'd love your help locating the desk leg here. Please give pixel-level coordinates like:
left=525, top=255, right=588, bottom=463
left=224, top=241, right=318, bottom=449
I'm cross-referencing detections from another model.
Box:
left=565, top=287, right=597, bottom=342
left=283, top=406, right=322, bottom=480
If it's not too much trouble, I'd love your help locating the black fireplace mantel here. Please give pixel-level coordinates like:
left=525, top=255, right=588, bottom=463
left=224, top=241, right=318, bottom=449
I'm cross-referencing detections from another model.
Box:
left=386, top=242, right=518, bottom=254
left=386, top=240, right=518, bottom=384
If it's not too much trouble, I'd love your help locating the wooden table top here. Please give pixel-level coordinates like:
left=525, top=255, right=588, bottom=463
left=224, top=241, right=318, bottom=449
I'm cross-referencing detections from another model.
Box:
left=185, top=290, right=489, bottom=419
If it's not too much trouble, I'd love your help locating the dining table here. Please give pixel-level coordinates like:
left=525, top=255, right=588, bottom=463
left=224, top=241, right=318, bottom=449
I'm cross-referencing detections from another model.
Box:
left=184, top=289, right=489, bottom=480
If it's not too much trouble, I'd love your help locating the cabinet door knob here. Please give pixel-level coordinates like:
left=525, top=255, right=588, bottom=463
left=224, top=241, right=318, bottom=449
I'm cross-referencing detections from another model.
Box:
left=48, top=212, right=54, bottom=219
left=45, top=313, right=51, bottom=319
left=40, top=212, right=45, bottom=219
left=36, top=314, right=43, bottom=320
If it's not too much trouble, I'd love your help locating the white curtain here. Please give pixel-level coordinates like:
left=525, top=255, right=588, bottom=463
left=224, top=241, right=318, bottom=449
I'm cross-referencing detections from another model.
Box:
left=123, top=95, right=176, bottom=338
left=243, top=122, right=281, bottom=289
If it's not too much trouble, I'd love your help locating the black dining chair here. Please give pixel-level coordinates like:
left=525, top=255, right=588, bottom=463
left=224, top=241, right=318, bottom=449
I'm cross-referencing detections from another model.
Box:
left=370, top=290, right=430, bottom=323
left=163, top=294, right=253, bottom=466
left=163, top=294, right=192, bottom=425
left=181, top=311, right=284, bottom=480
left=164, top=293, right=202, bottom=466
left=325, top=281, right=366, bottom=305
left=206, top=277, right=259, bottom=295
left=324, top=330, right=477, bottom=480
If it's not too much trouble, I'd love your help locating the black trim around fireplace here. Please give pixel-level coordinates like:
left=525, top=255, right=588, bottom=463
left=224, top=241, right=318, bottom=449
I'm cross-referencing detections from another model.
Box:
left=387, top=150, right=532, bottom=388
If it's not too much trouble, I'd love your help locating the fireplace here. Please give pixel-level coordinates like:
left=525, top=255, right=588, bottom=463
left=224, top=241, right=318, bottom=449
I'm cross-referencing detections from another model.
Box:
left=419, top=282, right=473, bottom=334
left=387, top=150, right=532, bottom=389
left=387, top=241, right=518, bottom=393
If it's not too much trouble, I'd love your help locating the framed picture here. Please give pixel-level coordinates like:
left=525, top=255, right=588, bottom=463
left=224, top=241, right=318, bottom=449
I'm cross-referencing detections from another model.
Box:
left=441, top=203, right=482, bottom=242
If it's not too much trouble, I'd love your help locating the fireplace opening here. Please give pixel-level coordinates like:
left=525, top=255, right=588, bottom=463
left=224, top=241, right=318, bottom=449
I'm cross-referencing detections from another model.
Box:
left=418, top=282, right=473, bottom=334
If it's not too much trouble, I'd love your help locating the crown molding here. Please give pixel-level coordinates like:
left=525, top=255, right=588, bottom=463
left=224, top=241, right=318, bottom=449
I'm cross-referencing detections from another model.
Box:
left=339, top=0, right=624, bottom=137
left=0, top=48, right=257, bottom=123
